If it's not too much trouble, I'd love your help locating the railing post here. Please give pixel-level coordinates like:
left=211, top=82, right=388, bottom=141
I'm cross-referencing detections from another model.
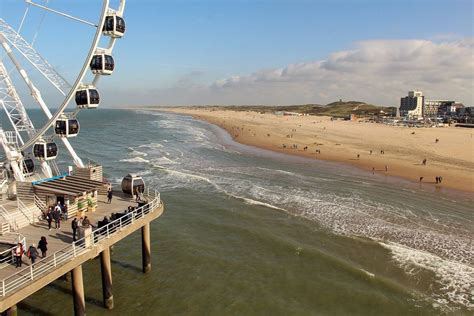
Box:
left=119, top=217, right=122, bottom=229
left=2, top=279, right=5, bottom=296
left=30, top=265, right=34, bottom=280
left=107, top=225, right=110, bottom=238
left=54, top=253, right=57, bottom=267
left=73, top=243, right=76, bottom=257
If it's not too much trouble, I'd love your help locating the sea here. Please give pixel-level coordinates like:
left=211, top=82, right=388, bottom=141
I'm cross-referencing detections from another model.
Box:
left=2, top=109, right=473, bottom=315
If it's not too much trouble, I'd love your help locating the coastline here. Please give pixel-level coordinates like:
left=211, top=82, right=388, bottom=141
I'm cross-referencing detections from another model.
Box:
left=140, top=107, right=474, bottom=193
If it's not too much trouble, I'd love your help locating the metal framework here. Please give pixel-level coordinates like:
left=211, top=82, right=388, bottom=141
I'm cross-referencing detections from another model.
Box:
left=0, top=0, right=127, bottom=184
left=0, top=62, right=35, bottom=144
left=0, top=18, right=71, bottom=96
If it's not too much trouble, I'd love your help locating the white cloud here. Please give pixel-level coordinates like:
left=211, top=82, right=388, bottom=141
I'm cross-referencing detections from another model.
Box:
left=122, top=38, right=473, bottom=107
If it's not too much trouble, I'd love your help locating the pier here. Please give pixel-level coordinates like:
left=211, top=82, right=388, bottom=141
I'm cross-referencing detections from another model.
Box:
left=0, top=189, right=164, bottom=315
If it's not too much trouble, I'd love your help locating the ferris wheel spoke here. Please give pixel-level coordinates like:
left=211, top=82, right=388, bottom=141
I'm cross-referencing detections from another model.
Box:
left=19, top=0, right=112, bottom=152
left=0, top=19, right=71, bottom=95
left=25, top=0, right=98, bottom=27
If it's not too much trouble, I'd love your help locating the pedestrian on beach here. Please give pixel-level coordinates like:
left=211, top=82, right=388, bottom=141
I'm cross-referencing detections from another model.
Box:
left=38, top=236, right=48, bottom=258
left=107, top=188, right=113, bottom=204
left=72, top=218, right=78, bottom=241
left=435, top=176, right=439, bottom=184
left=12, top=243, right=23, bottom=268
left=46, top=207, right=53, bottom=230
left=439, top=176, right=443, bottom=183
left=422, top=158, right=427, bottom=165
left=369, top=150, right=372, bottom=155
left=27, top=244, right=39, bottom=265
left=357, top=154, right=360, bottom=159
left=419, top=176, right=424, bottom=182
left=385, top=165, right=388, bottom=172
left=372, top=167, right=375, bottom=174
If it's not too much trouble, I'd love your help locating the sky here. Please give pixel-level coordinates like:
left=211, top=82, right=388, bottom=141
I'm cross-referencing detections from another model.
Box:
left=0, top=0, right=473, bottom=108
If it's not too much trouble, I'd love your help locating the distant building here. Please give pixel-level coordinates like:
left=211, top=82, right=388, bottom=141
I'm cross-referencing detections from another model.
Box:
left=400, top=91, right=424, bottom=118
left=424, top=100, right=456, bottom=117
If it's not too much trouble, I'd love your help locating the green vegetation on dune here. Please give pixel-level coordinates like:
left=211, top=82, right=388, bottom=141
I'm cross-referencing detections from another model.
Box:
left=183, top=101, right=396, bottom=117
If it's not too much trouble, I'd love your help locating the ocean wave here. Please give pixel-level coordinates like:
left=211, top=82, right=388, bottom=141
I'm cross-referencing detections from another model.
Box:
left=127, top=147, right=148, bottom=157
left=138, top=143, right=163, bottom=149
left=119, top=157, right=151, bottom=164
left=151, top=156, right=180, bottom=166
left=381, top=241, right=474, bottom=311
left=240, top=196, right=287, bottom=211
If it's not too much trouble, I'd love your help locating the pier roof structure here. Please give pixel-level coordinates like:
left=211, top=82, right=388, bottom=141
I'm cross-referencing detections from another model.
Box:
left=32, top=175, right=104, bottom=196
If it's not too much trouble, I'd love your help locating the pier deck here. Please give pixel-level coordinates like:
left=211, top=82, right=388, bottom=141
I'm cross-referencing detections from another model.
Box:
left=0, top=190, right=163, bottom=313
left=0, top=191, right=135, bottom=278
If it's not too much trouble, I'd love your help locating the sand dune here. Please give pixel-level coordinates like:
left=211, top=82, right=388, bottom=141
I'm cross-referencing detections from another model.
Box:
left=160, top=108, right=474, bottom=193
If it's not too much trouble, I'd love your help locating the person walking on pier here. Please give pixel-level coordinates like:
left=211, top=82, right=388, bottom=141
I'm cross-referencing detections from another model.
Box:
left=53, top=204, right=61, bottom=229
left=13, top=243, right=23, bottom=268
left=72, top=218, right=78, bottom=241
left=38, top=236, right=48, bottom=258
left=46, top=207, right=53, bottom=231
left=27, top=244, right=39, bottom=265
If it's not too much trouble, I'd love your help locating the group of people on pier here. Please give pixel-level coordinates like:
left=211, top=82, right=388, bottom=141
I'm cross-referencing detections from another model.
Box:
left=45, top=202, right=68, bottom=230
left=10, top=187, right=147, bottom=269
left=12, top=236, right=47, bottom=268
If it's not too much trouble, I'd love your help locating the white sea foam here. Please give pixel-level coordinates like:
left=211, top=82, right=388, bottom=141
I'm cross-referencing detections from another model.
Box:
left=381, top=241, right=474, bottom=311
left=119, top=157, right=150, bottom=164
left=241, top=196, right=287, bottom=211
left=127, top=147, right=148, bottom=157
left=137, top=170, right=153, bottom=177
left=151, top=156, right=179, bottom=166
left=359, top=268, right=375, bottom=278
left=138, top=143, right=163, bottom=149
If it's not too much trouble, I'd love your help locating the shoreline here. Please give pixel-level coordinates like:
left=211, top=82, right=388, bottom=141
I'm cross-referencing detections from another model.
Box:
left=139, top=107, right=474, bottom=194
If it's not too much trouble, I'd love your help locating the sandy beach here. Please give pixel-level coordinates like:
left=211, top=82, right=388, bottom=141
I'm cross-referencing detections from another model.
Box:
left=156, top=108, right=474, bottom=193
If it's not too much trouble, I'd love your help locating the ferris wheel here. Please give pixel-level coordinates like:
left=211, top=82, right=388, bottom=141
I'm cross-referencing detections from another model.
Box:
left=0, top=0, right=126, bottom=186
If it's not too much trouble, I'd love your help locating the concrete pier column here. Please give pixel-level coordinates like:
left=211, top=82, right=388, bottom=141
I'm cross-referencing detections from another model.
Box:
left=2, top=305, right=17, bottom=316
left=100, top=247, right=114, bottom=309
left=71, top=265, right=85, bottom=316
left=141, top=223, right=151, bottom=273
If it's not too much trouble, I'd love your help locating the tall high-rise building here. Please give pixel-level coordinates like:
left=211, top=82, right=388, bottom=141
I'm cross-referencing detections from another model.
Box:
left=400, top=91, right=424, bottom=118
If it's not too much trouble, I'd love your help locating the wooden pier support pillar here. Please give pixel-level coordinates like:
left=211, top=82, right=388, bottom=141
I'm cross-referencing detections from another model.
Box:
left=71, top=265, right=85, bottom=316
left=100, top=247, right=114, bottom=309
left=2, top=305, right=17, bottom=316
left=141, top=223, right=151, bottom=273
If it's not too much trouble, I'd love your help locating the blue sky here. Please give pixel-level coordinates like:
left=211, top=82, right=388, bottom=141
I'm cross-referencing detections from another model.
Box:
left=1, top=0, right=473, bottom=107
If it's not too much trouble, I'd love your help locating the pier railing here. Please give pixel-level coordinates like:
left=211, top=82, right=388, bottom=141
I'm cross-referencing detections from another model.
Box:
left=0, top=233, right=26, bottom=268
left=0, top=191, right=161, bottom=297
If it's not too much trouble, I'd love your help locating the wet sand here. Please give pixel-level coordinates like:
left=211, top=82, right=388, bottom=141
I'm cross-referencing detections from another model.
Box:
left=156, top=108, right=474, bottom=193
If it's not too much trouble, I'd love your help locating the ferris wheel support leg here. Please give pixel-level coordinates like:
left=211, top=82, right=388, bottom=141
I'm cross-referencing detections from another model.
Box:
left=62, top=138, right=84, bottom=168
left=0, top=131, right=25, bottom=182
left=40, top=161, right=53, bottom=178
